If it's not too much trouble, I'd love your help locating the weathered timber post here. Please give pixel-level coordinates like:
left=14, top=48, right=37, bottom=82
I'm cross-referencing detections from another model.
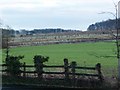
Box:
left=71, top=61, right=77, bottom=87
left=96, top=63, right=103, bottom=82
left=64, top=58, right=69, bottom=80
left=37, top=62, right=43, bottom=79
left=23, top=62, right=26, bottom=77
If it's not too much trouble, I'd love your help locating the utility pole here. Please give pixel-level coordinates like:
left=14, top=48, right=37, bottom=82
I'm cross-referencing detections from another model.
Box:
left=112, top=1, right=120, bottom=81
left=109, top=0, right=120, bottom=82
left=99, top=1, right=120, bottom=81
left=5, top=25, right=11, bottom=63
left=117, top=1, right=120, bottom=81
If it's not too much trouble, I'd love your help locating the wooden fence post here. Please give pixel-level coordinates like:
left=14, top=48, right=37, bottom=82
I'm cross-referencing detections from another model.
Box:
left=23, top=62, right=26, bottom=77
left=37, top=62, right=43, bottom=79
left=96, top=63, right=103, bottom=82
left=64, top=58, right=69, bottom=80
left=71, top=61, right=77, bottom=87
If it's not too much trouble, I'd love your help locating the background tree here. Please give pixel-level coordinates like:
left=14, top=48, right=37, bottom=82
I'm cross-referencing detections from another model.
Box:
left=87, top=18, right=120, bottom=31
left=2, top=29, right=10, bottom=49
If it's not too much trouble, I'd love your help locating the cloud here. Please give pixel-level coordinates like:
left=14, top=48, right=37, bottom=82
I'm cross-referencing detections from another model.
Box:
left=0, top=0, right=114, bottom=10
left=0, top=0, right=59, bottom=11
left=0, top=0, right=120, bottom=30
left=0, top=0, right=118, bottom=14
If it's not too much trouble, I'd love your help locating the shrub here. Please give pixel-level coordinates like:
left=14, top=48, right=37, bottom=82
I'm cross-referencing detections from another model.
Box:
left=33, top=55, right=49, bottom=78
left=6, top=55, right=24, bottom=76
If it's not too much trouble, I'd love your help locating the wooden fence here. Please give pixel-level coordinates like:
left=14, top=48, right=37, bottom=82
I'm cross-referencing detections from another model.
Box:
left=0, top=59, right=103, bottom=82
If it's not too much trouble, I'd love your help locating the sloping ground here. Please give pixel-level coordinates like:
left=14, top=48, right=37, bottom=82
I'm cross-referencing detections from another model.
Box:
left=2, top=84, right=118, bottom=90
left=9, top=32, right=114, bottom=47
left=2, top=75, right=119, bottom=90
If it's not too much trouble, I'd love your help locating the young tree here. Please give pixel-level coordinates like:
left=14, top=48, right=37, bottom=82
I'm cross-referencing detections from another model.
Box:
left=6, top=55, right=24, bottom=76
left=33, top=55, right=49, bottom=78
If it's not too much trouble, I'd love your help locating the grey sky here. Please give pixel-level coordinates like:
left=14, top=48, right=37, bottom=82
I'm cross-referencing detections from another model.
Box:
left=0, top=0, right=120, bottom=31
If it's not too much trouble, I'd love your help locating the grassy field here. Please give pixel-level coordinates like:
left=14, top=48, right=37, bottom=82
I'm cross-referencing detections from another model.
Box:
left=2, top=41, right=118, bottom=76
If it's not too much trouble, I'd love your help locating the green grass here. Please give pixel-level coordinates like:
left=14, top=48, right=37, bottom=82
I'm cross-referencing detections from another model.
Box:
left=1, top=41, right=118, bottom=76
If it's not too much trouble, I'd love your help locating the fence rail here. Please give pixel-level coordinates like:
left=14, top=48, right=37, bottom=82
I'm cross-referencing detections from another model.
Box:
left=0, top=59, right=103, bottom=82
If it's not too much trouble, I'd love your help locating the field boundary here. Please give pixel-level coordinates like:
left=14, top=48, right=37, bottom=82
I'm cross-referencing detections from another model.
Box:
left=1, top=59, right=103, bottom=82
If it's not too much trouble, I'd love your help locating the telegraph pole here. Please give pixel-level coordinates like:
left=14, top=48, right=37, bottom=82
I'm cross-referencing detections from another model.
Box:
left=99, top=1, right=120, bottom=81
left=5, top=25, right=11, bottom=63
left=111, top=0, right=120, bottom=82
left=117, top=1, right=120, bottom=81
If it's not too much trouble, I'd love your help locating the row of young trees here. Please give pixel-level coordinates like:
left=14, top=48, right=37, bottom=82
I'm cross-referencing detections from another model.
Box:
left=5, top=54, right=49, bottom=77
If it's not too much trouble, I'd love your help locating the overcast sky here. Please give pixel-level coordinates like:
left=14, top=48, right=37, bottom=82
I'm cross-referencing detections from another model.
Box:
left=0, top=0, right=120, bottom=31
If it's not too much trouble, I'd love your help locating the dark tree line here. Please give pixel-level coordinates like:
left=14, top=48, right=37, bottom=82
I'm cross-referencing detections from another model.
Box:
left=20, top=28, right=79, bottom=35
left=1, top=28, right=80, bottom=48
left=2, top=28, right=80, bottom=37
left=87, top=18, right=120, bottom=31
